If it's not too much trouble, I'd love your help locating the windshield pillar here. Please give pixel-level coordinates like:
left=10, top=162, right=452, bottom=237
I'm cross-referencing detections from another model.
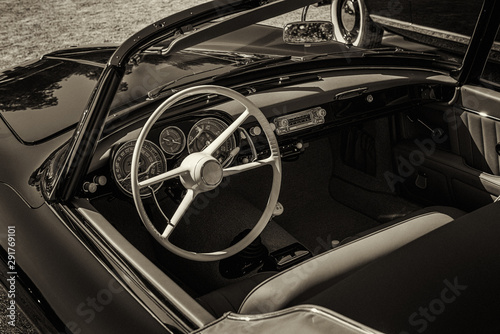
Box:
left=55, top=65, right=124, bottom=202
left=454, top=0, right=500, bottom=85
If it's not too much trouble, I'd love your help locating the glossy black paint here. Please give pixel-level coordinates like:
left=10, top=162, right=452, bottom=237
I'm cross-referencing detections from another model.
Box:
left=0, top=59, right=103, bottom=143
left=0, top=185, right=168, bottom=333
left=0, top=115, right=70, bottom=207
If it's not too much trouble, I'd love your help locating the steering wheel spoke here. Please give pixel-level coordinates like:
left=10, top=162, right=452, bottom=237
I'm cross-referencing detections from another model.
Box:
left=139, top=165, right=189, bottom=189
left=203, top=109, right=250, bottom=156
left=223, top=156, right=277, bottom=177
left=162, top=188, right=197, bottom=238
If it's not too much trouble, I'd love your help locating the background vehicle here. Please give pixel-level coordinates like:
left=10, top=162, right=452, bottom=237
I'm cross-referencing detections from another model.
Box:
left=331, top=0, right=500, bottom=52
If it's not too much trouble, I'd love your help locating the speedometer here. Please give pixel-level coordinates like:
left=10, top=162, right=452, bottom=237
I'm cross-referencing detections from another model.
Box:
left=111, top=140, right=167, bottom=197
left=187, top=118, right=237, bottom=166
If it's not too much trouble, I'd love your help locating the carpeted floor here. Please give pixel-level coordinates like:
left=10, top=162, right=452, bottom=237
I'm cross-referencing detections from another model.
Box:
left=272, top=137, right=379, bottom=254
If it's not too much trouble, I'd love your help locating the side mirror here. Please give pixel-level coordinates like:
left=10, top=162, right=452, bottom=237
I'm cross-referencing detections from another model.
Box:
left=283, top=21, right=334, bottom=45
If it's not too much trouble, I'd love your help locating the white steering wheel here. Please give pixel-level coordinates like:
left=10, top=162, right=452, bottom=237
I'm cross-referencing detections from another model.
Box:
left=131, top=85, right=281, bottom=261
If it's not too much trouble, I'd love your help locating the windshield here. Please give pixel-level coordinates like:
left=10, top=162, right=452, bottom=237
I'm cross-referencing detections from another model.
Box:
left=106, top=0, right=485, bottom=124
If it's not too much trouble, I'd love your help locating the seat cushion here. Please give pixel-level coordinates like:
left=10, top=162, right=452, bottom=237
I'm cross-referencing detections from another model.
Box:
left=239, top=206, right=464, bottom=314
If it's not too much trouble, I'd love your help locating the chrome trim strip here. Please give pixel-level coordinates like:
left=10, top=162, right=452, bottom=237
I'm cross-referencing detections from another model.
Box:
left=43, top=56, right=107, bottom=68
left=370, top=15, right=471, bottom=45
left=49, top=200, right=213, bottom=333
left=460, top=107, right=500, bottom=123
left=373, top=17, right=499, bottom=53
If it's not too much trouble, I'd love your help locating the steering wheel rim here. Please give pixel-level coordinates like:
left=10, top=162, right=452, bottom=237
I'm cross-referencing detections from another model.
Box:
left=131, top=85, right=281, bottom=262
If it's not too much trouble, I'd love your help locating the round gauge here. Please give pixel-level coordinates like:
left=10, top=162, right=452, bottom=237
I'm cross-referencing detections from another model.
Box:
left=159, top=126, right=186, bottom=155
left=112, top=140, right=167, bottom=197
left=187, top=118, right=237, bottom=166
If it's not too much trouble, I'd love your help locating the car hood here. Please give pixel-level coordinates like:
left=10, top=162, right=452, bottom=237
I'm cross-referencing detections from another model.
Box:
left=0, top=54, right=105, bottom=144
left=0, top=47, right=243, bottom=144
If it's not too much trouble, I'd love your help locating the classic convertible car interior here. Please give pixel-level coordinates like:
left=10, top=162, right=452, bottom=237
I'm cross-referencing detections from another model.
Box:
left=29, top=0, right=499, bottom=332
left=77, top=59, right=500, bottom=332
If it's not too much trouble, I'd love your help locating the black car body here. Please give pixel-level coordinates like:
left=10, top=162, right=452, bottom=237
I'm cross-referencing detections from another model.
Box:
left=1, top=0, right=500, bottom=333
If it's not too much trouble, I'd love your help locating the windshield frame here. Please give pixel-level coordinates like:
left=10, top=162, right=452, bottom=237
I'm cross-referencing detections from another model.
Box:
left=50, top=0, right=321, bottom=203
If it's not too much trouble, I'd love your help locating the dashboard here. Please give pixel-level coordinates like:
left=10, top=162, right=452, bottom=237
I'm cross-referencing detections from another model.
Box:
left=82, top=69, right=457, bottom=200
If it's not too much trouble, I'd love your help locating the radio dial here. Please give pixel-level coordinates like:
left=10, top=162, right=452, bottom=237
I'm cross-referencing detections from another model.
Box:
left=273, top=107, right=326, bottom=135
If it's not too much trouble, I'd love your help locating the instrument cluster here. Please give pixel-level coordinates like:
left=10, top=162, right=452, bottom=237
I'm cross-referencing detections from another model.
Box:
left=110, top=115, right=238, bottom=197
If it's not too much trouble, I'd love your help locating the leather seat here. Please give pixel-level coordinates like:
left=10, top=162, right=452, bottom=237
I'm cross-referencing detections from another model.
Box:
left=294, top=202, right=500, bottom=333
left=199, top=206, right=464, bottom=317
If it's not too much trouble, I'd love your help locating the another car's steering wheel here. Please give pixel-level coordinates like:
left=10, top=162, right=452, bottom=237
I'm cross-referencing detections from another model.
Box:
left=131, top=85, right=281, bottom=261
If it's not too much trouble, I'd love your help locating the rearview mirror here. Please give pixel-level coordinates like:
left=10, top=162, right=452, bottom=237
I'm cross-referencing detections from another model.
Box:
left=283, top=21, right=334, bottom=45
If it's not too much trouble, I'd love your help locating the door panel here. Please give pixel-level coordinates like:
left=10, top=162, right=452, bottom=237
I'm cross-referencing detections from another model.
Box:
left=394, top=142, right=500, bottom=211
left=452, top=110, right=500, bottom=175
left=391, top=85, right=500, bottom=211
left=452, top=85, right=500, bottom=176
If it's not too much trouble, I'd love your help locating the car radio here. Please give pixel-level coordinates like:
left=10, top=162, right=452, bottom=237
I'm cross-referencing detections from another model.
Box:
left=273, top=107, right=327, bottom=135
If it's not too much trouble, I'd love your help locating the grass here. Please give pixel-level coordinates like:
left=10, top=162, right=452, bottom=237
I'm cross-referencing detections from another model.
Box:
left=0, top=0, right=331, bottom=71
left=0, top=0, right=208, bottom=71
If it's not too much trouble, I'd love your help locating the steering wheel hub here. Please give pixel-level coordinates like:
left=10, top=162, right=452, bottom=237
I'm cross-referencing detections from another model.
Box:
left=179, top=153, right=224, bottom=192
left=201, top=160, right=223, bottom=187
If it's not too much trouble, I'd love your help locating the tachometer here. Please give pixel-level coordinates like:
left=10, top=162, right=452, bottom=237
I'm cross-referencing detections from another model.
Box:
left=187, top=118, right=237, bottom=166
left=159, top=126, right=186, bottom=155
left=112, top=140, right=167, bottom=197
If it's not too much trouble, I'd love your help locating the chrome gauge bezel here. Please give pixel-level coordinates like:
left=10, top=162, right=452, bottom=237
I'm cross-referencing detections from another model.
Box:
left=111, top=140, right=167, bottom=197
left=159, top=126, right=186, bottom=156
left=187, top=117, right=237, bottom=167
